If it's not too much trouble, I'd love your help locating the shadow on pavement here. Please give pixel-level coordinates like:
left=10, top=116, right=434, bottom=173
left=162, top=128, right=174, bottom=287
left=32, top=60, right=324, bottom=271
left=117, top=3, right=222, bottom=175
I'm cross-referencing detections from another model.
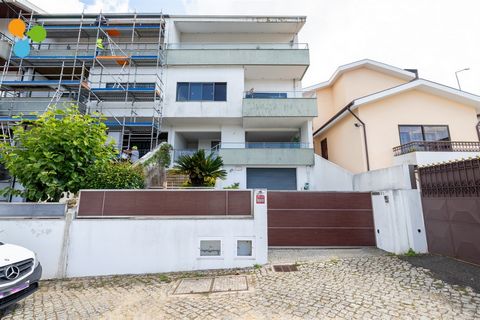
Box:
left=401, top=254, right=480, bottom=293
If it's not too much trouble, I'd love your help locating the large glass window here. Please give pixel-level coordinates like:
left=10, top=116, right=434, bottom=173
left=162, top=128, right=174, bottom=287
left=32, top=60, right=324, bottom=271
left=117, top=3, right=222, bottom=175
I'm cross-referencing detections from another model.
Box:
left=176, top=82, right=227, bottom=101
left=399, top=125, right=450, bottom=145
left=176, top=83, right=189, bottom=101
left=189, top=83, right=202, bottom=101
left=214, top=83, right=227, bottom=101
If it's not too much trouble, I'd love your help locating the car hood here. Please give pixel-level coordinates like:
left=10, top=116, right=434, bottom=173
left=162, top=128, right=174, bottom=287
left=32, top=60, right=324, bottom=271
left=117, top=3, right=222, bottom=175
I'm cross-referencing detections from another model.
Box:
left=0, top=243, right=35, bottom=267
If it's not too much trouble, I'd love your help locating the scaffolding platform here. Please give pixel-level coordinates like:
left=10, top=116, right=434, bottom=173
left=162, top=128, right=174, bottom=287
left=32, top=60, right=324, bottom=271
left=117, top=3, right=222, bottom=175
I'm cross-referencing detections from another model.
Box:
left=0, top=11, right=166, bottom=151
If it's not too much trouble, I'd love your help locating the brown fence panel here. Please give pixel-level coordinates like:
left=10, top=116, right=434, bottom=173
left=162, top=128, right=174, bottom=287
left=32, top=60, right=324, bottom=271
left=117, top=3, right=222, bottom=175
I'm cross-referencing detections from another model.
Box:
left=419, top=158, right=480, bottom=265
left=78, top=190, right=252, bottom=217
left=268, top=192, right=375, bottom=246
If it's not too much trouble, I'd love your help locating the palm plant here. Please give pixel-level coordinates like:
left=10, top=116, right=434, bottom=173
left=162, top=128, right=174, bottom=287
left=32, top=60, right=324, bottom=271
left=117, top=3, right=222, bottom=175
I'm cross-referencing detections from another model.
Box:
left=172, top=149, right=227, bottom=187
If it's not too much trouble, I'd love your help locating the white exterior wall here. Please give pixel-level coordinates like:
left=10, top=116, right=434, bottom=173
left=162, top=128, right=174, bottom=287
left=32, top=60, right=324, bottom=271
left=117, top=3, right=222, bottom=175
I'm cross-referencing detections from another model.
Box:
left=244, top=79, right=301, bottom=96
left=393, top=151, right=480, bottom=167
left=309, top=155, right=354, bottom=191
left=353, top=164, right=414, bottom=192
left=371, top=190, right=428, bottom=254
left=221, top=124, right=245, bottom=147
left=0, top=219, right=67, bottom=279
left=0, top=190, right=268, bottom=279
left=179, top=33, right=294, bottom=43
left=163, top=66, right=244, bottom=118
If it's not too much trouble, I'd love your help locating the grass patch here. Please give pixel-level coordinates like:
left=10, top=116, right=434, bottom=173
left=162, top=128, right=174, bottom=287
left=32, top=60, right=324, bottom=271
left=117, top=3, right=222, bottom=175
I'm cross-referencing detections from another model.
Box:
left=158, top=274, right=171, bottom=283
left=404, top=248, right=418, bottom=257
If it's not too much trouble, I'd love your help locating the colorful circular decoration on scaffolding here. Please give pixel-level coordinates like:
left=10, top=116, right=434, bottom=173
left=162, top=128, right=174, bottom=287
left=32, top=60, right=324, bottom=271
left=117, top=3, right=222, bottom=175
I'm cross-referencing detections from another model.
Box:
left=13, top=39, right=30, bottom=57
left=8, top=19, right=26, bottom=38
left=8, top=18, right=47, bottom=58
left=26, top=25, right=47, bottom=42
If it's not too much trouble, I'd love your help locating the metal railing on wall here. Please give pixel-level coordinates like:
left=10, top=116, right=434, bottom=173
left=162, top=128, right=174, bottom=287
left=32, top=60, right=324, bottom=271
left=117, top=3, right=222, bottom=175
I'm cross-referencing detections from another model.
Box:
left=418, top=157, right=480, bottom=197
left=393, top=141, right=480, bottom=156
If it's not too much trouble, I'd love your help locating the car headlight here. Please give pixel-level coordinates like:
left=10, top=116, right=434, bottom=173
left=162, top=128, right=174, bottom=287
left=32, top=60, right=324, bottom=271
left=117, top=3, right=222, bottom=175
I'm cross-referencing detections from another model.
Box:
left=34, top=253, right=39, bottom=268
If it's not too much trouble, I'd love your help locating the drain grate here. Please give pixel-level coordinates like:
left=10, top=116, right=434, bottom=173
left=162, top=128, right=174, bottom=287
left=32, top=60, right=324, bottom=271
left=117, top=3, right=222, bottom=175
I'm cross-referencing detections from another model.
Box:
left=273, top=264, right=298, bottom=272
left=173, top=276, right=248, bottom=295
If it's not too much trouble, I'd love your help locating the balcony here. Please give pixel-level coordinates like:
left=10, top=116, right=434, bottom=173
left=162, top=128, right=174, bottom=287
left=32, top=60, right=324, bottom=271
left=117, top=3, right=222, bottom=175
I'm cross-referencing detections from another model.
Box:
left=0, top=97, right=87, bottom=117
left=392, top=141, right=480, bottom=166
left=165, top=43, right=309, bottom=76
left=242, top=91, right=317, bottom=118
left=15, top=41, right=162, bottom=65
left=0, top=33, right=12, bottom=60
left=219, top=142, right=314, bottom=166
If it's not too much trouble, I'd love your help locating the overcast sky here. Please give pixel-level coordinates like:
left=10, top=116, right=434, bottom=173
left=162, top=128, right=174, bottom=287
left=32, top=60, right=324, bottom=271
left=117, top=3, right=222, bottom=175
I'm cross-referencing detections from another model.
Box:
left=30, top=0, right=480, bottom=93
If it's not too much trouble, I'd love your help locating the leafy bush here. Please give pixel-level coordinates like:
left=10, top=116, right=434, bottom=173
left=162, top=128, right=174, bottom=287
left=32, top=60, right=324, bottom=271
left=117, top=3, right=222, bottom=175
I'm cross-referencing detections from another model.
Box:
left=172, top=149, right=227, bottom=187
left=0, top=106, right=116, bottom=201
left=223, top=182, right=240, bottom=189
left=142, top=143, right=172, bottom=168
left=86, top=162, right=145, bottom=189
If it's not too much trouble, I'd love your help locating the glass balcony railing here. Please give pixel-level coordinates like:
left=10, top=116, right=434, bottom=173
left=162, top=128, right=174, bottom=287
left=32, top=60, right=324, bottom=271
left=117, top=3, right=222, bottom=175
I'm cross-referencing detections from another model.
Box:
left=166, top=43, right=308, bottom=50
left=243, top=91, right=307, bottom=99
left=219, top=142, right=311, bottom=149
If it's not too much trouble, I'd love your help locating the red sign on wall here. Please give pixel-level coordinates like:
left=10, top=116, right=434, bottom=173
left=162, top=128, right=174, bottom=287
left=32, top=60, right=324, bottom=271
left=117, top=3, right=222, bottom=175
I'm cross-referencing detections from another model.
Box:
left=256, top=192, right=265, bottom=204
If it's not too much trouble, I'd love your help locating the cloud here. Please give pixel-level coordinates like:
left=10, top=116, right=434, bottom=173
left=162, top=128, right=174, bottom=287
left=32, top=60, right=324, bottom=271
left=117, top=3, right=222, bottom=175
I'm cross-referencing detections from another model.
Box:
left=30, top=0, right=131, bottom=13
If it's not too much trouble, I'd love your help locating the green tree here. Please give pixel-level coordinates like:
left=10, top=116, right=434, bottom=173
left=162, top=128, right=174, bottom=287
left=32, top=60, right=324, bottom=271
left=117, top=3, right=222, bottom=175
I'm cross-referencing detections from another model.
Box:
left=172, top=149, right=227, bottom=187
left=0, top=106, right=117, bottom=201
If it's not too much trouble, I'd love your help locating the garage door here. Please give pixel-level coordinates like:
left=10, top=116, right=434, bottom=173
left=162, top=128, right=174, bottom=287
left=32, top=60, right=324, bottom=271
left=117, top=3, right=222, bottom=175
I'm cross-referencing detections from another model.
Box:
left=247, top=168, right=296, bottom=190
left=268, top=191, right=376, bottom=246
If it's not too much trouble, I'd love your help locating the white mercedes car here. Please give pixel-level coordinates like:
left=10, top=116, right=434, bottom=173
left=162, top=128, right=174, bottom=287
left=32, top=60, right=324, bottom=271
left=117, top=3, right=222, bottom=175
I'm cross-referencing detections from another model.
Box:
left=0, top=242, right=42, bottom=310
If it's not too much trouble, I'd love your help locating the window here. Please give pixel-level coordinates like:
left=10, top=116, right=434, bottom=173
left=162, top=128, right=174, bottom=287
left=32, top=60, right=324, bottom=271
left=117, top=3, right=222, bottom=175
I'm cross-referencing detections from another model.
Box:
left=200, top=240, right=222, bottom=257
left=176, top=82, right=227, bottom=101
left=0, top=163, right=10, bottom=181
left=320, top=138, right=328, bottom=160
left=237, top=240, right=253, bottom=257
left=399, top=125, right=450, bottom=145
left=176, top=83, right=189, bottom=101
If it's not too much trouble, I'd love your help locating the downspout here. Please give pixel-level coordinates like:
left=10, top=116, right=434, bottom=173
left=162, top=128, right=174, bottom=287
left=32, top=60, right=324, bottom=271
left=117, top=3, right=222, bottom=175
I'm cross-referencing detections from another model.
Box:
left=347, top=106, right=370, bottom=171
left=477, top=119, right=480, bottom=141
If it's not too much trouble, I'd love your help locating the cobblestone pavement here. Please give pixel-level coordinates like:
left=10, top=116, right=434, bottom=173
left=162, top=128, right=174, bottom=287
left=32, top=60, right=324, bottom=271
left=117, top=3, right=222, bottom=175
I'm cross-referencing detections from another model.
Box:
left=2, top=255, right=480, bottom=319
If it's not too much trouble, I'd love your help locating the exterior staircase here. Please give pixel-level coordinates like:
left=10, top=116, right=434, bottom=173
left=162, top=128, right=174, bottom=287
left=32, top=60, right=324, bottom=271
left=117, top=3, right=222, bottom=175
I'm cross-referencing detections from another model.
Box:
left=148, top=171, right=187, bottom=189
left=165, top=172, right=188, bottom=189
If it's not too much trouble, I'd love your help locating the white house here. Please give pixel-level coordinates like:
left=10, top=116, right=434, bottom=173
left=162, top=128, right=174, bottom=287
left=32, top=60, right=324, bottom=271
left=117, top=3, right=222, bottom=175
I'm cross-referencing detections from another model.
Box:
left=0, top=11, right=317, bottom=190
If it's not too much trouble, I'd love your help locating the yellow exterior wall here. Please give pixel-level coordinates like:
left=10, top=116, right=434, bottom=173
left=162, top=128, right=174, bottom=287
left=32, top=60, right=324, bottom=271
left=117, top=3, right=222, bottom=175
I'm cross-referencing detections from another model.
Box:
left=314, top=112, right=367, bottom=173
left=359, top=90, right=479, bottom=171
left=313, top=67, right=409, bottom=132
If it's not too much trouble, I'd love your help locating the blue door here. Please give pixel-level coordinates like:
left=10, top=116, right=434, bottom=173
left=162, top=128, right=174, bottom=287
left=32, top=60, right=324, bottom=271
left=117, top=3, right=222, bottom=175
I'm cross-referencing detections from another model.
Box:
left=246, top=168, right=297, bottom=190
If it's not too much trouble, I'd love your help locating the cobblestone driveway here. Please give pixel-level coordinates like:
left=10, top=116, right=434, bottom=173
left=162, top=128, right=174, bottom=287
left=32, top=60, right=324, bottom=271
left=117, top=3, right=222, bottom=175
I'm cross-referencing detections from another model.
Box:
left=2, top=253, right=479, bottom=319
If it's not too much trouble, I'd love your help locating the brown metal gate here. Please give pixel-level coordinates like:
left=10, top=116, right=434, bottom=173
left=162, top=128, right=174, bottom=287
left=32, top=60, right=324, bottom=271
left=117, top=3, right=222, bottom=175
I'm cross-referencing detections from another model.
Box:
left=268, top=192, right=375, bottom=246
left=419, top=159, right=480, bottom=265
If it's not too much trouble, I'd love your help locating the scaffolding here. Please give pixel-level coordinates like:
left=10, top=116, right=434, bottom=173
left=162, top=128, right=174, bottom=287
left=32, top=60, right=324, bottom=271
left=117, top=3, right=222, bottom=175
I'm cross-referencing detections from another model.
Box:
left=0, top=11, right=167, bottom=153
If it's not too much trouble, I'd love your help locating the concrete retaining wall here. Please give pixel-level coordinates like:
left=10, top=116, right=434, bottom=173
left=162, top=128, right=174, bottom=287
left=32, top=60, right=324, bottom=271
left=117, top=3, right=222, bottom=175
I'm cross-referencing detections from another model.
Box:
left=0, top=190, right=267, bottom=279
left=353, top=164, right=414, bottom=192
left=371, top=190, right=428, bottom=254
left=309, top=155, right=354, bottom=191
left=0, top=203, right=66, bottom=217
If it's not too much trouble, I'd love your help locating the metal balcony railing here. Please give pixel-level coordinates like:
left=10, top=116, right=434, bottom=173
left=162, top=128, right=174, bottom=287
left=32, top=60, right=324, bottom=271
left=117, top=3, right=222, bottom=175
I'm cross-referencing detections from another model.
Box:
left=393, top=141, right=480, bottom=156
